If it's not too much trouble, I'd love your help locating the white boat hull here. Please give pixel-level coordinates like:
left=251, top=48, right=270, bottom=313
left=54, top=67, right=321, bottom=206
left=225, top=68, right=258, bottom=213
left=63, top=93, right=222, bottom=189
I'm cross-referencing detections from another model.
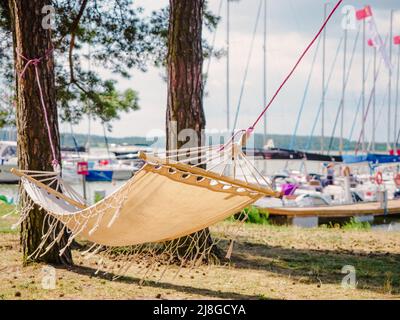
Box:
left=0, top=163, right=19, bottom=183
left=111, top=168, right=134, bottom=180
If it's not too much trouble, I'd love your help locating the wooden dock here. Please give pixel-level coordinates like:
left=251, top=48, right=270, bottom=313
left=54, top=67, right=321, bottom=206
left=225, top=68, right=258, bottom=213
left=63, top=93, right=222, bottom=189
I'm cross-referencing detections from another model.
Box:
left=258, top=199, right=400, bottom=218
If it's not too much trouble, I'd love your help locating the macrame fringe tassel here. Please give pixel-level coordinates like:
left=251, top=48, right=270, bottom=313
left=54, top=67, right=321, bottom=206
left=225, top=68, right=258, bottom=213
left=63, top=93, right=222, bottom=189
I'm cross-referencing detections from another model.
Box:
left=225, top=239, right=234, bottom=259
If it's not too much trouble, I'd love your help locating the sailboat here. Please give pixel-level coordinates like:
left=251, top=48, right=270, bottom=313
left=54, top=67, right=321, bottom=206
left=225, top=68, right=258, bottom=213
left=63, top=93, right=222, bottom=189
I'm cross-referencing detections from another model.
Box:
left=0, top=140, right=18, bottom=183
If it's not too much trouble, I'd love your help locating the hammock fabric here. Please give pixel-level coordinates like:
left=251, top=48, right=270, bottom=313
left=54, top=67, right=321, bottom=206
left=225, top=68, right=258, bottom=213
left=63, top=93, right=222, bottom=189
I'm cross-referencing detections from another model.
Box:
left=14, top=152, right=275, bottom=248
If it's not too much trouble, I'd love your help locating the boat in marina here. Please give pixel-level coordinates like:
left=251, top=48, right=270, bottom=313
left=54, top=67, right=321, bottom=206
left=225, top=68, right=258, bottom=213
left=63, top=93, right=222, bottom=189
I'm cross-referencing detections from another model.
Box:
left=110, top=143, right=153, bottom=160
left=62, top=158, right=142, bottom=182
left=85, top=160, right=140, bottom=182
left=0, top=140, right=143, bottom=184
left=253, top=158, right=400, bottom=218
left=0, top=141, right=18, bottom=184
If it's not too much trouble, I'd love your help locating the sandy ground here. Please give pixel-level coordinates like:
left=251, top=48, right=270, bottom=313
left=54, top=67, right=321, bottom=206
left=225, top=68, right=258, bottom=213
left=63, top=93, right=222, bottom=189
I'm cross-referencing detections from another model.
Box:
left=1, top=204, right=400, bottom=300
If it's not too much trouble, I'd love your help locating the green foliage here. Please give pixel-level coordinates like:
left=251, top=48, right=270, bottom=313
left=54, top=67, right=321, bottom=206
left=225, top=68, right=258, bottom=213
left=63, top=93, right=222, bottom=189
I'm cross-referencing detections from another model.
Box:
left=59, top=131, right=389, bottom=152
left=0, top=0, right=222, bottom=130
left=0, top=91, right=15, bottom=128
left=60, top=132, right=156, bottom=148
left=320, top=217, right=371, bottom=230
left=148, top=2, right=222, bottom=68
left=94, top=192, right=104, bottom=204
left=58, top=77, right=139, bottom=127
left=243, top=206, right=270, bottom=225
left=342, top=217, right=371, bottom=230
left=251, top=133, right=388, bottom=152
left=227, top=206, right=269, bottom=225
left=52, top=0, right=150, bottom=126
left=0, top=195, right=13, bottom=205
left=0, top=109, right=8, bottom=128
left=0, top=0, right=10, bottom=30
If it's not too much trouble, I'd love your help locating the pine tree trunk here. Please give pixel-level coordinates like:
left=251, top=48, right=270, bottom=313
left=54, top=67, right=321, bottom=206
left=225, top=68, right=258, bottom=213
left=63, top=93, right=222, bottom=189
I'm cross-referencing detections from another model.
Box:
left=166, top=0, right=219, bottom=260
left=167, top=0, right=205, bottom=151
left=9, top=0, right=72, bottom=265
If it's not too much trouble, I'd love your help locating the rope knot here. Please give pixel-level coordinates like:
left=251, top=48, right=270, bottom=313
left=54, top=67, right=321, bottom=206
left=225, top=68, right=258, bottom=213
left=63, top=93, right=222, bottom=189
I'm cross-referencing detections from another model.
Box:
left=246, top=127, right=254, bottom=135
left=31, top=58, right=41, bottom=66
left=16, top=47, right=53, bottom=78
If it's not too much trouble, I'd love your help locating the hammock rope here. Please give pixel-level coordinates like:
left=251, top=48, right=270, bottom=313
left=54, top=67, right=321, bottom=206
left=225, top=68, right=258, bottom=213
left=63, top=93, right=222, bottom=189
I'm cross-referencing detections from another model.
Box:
left=247, top=0, right=343, bottom=134
left=16, top=48, right=59, bottom=170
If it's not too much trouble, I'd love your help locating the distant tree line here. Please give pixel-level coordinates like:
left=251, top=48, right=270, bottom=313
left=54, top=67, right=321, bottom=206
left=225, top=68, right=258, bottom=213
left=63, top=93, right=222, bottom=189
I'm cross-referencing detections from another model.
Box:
left=59, top=132, right=389, bottom=152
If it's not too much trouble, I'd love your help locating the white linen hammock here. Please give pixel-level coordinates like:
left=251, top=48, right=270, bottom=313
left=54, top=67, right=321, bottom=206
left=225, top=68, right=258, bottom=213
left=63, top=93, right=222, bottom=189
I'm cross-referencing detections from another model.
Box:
left=12, top=132, right=279, bottom=277
left=12, top=0, right=341, bottom=279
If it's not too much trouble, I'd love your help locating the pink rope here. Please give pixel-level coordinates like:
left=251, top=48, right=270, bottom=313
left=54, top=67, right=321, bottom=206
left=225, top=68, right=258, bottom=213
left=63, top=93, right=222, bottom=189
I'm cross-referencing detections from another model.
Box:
left=247, top=0, right=343, bottom=133
left=17, top=48, right=59, bottom=169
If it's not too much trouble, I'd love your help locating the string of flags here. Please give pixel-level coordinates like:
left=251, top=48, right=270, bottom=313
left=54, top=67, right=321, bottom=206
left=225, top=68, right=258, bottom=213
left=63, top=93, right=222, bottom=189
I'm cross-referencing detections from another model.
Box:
left=356, top=5, right=393, bottom=73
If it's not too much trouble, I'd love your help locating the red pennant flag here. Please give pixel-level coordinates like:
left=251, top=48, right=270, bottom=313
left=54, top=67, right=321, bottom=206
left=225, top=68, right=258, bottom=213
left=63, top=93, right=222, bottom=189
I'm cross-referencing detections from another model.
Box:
left=356, top=6, right=373, bottom=20
left=394, top=36, right=400, bottom=45
left=367, top=39, right=375, bottom=47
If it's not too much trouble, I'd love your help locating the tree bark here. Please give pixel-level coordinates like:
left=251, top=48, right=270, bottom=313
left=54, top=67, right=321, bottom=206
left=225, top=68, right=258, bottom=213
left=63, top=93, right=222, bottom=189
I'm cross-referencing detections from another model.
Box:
left=166, top=0, right=219, bottom=260
left=9, top=0, right=72, bottom=265
left=167, top=0, right=205, bottom=151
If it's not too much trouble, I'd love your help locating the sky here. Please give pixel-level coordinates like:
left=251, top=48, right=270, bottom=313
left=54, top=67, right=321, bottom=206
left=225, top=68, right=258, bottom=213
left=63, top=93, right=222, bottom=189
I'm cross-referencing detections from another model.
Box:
left=62, top=0, right=400, bottom=145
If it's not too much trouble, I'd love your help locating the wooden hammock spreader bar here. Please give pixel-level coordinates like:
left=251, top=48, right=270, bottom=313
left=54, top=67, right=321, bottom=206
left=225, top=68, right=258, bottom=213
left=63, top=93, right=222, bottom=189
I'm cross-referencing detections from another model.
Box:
left=10, top=168, right=87, bottom=209
left=139, top=152, right=280, bottom=198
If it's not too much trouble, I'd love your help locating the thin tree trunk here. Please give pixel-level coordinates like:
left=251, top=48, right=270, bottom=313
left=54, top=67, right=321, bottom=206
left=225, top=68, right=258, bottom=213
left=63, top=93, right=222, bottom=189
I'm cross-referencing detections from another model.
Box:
left=9, top=0, right=72, bottom=265
left=166, top=0, right=219, bottom=260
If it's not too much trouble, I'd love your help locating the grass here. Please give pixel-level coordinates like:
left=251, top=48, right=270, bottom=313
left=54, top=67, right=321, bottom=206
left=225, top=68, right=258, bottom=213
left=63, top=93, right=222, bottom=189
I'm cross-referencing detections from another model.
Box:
left=319, top=218, right=372, bottom=231
left=1, top=213, right=399, bottom=300
left=0, top=204, right=17, bottom=234
left=229, top=206, right=270, bottom=225
left=243, top=206, right=270, bottom=225
left=0, top=203, right=14, bottom=215
left=342, top=218, right=371, bottom=230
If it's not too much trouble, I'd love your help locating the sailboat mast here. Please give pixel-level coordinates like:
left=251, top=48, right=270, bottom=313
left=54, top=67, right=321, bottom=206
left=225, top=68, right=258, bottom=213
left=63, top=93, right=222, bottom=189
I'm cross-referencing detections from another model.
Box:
left=263, top=0, right=267, bottom=146
left=372, top=46, right=377, bottom=152
left=395, top=41, right=400, bottom=153
left=226, top=0, right=231, bottom=132
left=340, top=28, right=347, bottom=155
left=361, top=18, right=366, bottom=154
left=389, top=9, right=394, bottom=152
left=86, top=43, right=92, bottom=151
left=321, top=3, right=328, bottom=154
